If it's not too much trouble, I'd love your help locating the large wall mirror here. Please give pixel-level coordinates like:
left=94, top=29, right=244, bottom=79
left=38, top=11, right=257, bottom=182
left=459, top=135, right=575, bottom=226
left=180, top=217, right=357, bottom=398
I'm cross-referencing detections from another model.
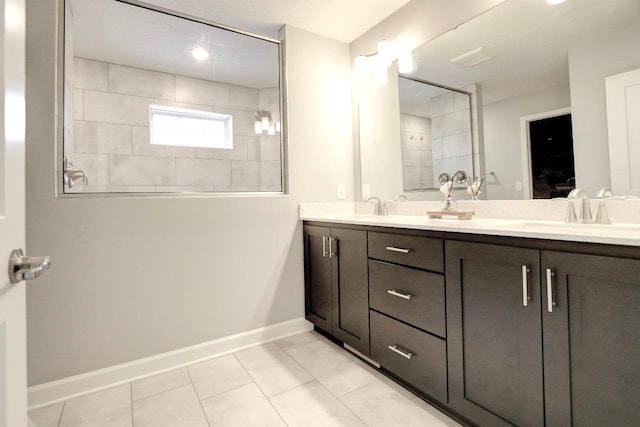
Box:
left=61, top=0, right=284, bottom=194
left=358, top=0, right=640, bottom=201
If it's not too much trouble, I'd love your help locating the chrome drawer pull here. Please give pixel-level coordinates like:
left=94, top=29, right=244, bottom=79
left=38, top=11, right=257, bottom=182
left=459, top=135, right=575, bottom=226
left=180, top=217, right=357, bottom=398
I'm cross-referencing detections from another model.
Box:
left=388, top=345, right=412, bottom=360
left=387, top=289, right=412, bottom=300
left=546, top=268, right=556, bottom=313
left=322, top=236, right=328, bottom=258
left=522, top=265, right=531, bottom=307
left=385, top=246, right=411, bottom=254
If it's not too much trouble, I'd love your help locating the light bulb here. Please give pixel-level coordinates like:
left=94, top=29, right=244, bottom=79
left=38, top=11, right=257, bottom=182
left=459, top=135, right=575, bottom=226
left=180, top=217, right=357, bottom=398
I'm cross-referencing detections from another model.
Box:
left=398, top=50, right=413, bottom=74
left=377, top=39, right=393, bottom=66
left=254, top=121, right=262, bottom=134
left=374, top=66, right=387, bottom=86
left=261, top=116, right=270, bottom=130
left=191, top=47, right=209, bottom=61
left=275, top=122, right=281, bottom=132
left=268, top=125, right=275, bottom=136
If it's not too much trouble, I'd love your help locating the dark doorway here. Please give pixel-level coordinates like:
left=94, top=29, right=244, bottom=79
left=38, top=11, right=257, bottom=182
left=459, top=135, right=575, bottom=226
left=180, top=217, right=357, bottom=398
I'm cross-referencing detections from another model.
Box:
left=529, top=114, right=575, bottom=199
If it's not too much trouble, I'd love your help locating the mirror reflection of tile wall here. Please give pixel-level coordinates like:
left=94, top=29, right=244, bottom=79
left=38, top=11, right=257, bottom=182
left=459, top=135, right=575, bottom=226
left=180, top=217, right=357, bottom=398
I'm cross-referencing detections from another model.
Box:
left=69, top=58, right=281, bottom=193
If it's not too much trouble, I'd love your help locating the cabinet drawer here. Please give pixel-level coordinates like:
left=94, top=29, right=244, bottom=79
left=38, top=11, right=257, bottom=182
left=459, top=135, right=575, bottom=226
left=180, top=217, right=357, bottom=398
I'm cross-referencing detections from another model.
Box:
left=368, top=232, right=443, bottom=272
left=370, top=310, right=447, bottom=403
left=369, top=260, right=445, bottom=338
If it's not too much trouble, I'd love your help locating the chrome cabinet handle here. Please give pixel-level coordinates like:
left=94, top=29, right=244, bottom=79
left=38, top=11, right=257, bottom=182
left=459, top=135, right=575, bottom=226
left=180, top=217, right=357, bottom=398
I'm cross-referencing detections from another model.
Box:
left=522, top=265, right=531, bottom=307
left=328, top=237, right=336, bottom=259
left=387, top=289, right=412, bottom=300
left=546, top=268, right=556, bottom=312
left=388, top=345, right=412, bottom=360
left=322, top=236, right=328, bottom=258
left=9, top=249, right=52, bottom=284
left=385, top=246, right=410, bottom=254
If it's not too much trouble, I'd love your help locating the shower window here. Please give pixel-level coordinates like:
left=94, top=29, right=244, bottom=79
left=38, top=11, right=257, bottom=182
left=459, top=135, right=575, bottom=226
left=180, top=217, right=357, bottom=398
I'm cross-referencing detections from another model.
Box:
left=149, top=106, right=233, bottom=150
left=60, top=0, right=285, bottom=195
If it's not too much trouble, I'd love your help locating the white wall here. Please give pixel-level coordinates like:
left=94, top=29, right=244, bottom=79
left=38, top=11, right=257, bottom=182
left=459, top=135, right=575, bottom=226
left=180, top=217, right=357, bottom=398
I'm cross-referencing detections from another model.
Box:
left=568, top=24, right=640, bottom=195
left=25, top=0, right=354, bottom=385
left=483, top=83, right=570, bottom=200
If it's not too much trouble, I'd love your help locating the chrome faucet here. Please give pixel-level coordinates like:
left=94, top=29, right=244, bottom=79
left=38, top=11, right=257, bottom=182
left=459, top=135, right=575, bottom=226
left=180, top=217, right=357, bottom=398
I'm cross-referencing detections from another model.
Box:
left=63, top=157, right=89, bottom=188
left=364, top=196, right=385, bottom=216
left=393, top=194, right=409, bottom=202
left=567, top=188, right=592, bottom=223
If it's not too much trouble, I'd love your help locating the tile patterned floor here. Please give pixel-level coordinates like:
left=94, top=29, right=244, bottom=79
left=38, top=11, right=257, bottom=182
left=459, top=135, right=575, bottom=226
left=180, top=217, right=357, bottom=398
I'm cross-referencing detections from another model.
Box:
left=29, top=331, right=462, bottom=427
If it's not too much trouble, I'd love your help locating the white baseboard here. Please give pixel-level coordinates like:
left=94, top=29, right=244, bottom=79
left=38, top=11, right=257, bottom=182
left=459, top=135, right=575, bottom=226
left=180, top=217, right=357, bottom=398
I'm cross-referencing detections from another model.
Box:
left=28, top=317, right=313, bottom=410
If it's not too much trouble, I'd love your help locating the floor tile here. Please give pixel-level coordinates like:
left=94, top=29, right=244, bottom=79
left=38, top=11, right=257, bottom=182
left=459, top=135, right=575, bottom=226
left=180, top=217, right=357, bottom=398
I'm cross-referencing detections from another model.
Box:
left=235, top=342, right=313, bottom=397
left=412, top=396, right=463, bottom=427
left=131, top=368, right=191, bottom=401
left=341, top=379, right=455, bottom=427
left=187, top=354, right=253, bottom=400
left=58, top=385, right=132, bottom=427
left=28, top=402, right=64, bottom=427
left=286, top=339, right=376, bottom=397
left=274, top=331, right=323, bottom=351
left=132, top=384, right=208, bottom=427
left=270, top=380, right=366, bottom=427
left=201, top=382, right=286, bottom=426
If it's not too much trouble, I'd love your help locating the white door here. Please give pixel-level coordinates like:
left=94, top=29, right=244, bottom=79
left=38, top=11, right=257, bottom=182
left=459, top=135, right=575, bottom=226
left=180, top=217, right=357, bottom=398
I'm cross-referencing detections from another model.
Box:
left=606, top=67, right=640, bottom=196
left=0, top=0, right=49, bottom=426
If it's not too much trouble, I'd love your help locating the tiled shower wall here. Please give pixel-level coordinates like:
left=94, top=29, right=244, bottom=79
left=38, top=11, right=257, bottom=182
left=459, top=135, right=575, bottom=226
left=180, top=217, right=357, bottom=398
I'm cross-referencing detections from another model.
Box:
left=400, top=114, right=433, bottom=190
left=430, top=91, right=473, bottom=185
left=68, top=57, right=282, bottom=193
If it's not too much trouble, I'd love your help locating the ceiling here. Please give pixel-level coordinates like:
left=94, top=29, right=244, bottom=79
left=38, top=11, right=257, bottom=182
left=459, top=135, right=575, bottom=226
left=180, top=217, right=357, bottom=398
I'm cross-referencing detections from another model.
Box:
left=69, top=0, right=410, bottom=89
left=407, top=0, right=640, bottom=106
left=139, top=0, right=411, bottom=43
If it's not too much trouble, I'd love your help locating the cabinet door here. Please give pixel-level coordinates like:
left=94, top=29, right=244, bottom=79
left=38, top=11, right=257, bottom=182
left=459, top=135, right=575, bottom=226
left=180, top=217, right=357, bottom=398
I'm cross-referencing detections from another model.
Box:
left=331, top=228, right=370, bottom=355
left=303, top=225, right=332, bottom=333
left=542, top=251, right=640, bottom=427
left=446, top=241, right=544, bottom=427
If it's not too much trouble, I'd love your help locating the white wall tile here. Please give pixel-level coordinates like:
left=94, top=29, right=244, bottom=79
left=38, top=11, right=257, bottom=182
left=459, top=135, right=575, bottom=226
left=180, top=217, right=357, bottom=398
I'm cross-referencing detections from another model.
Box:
left=132, top=126, right=195, bottom=158
left=84, top=90, right=150, bottom=126
left=247, top=136, right=260, bottom=160
left=109, top=154, right=176, bottom=186
left=109, top=64, right=175, bottom=101
left=431, top=92, right=454, bottom=117
left=175, top=76, right=230, bottom=107
left=229, top=85, right=259, bottom=110
left=73, top=58, right=108, bottom=91
left=432, top=110, right=471, bottom=139
left=175, top=158, right=232, bottom=186
left=72, top=153, right=108, bottom=186
left=259, top=87, right=280, bottom=111
left=74, top=121, right=132, bottom=155
left=214, top=107, right=255, bottom=137
left=260, top=161, right=282, bottom=188
left=72, top=88, right=83, bottom=121
left=453, top=91, right=471, bottom=112
left=195, top=135, right=247, bottom=161
left=442, top=132, right=472, bottom=158
left=259, top=136, right=281, bottom=161
left=232, top=161, right=261, bottom=187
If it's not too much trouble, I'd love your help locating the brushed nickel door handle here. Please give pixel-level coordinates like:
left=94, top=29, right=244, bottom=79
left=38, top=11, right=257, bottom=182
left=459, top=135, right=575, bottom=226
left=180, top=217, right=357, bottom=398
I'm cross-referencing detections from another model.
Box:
left=9, top=249, right=52, bottom=284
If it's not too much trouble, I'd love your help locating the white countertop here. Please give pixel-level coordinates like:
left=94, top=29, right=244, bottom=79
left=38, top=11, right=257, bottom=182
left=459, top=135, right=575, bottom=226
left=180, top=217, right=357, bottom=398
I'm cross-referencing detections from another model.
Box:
left=299, top=202, right=640, bottom=247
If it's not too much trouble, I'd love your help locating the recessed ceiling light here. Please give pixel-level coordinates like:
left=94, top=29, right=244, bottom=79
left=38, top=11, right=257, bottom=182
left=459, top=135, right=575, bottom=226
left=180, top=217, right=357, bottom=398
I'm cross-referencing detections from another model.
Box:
left=546, top=0, right=566, bottom=5
left=191, top=47, right=209, bottom=61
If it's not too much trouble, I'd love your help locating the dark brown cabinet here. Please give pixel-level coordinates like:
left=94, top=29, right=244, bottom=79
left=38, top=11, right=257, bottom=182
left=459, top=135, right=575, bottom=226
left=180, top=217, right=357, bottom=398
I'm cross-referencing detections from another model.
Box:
left=368, top=232, right=448, bottom=401
left=447, top=240, right=640, bottom=427
left=542, top=251, right=640, bottom=427
left=303, top=225, right=369, bottom=355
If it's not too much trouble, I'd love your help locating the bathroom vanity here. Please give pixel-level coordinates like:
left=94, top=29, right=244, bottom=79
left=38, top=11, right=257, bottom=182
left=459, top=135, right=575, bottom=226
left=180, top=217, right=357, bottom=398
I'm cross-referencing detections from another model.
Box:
left=301, top=205, right=640, bottom=427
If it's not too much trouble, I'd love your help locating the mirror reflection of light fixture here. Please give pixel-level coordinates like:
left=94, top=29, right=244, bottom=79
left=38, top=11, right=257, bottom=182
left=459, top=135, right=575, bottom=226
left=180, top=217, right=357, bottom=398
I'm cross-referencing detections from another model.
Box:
left=355, top=39, right=413, bottom=85
left=254, top=110, right=280, bottom=135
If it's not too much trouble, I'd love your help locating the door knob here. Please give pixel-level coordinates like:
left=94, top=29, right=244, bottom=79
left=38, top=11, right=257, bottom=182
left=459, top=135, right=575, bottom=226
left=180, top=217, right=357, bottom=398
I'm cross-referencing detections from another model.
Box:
left=9, top=249, right=52, bottom=284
